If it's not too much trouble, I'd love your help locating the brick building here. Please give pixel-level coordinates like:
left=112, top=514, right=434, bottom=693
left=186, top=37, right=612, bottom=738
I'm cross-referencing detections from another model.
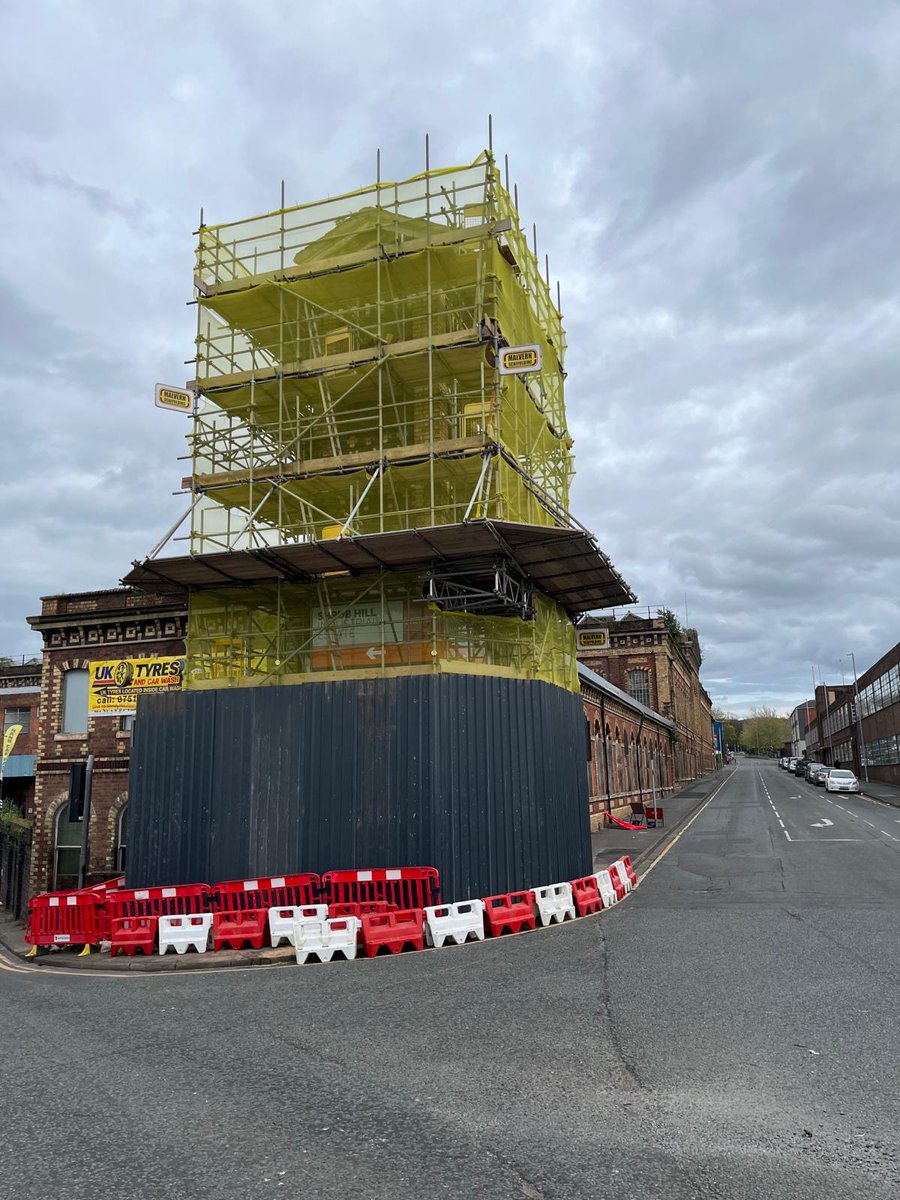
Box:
left=579, top=663, right=675, bottom=829
left=804, top=643, right=900, bottom=786
left=576, top=611, right=715, bottom=784
left=26, top=588, right=186, bottom=894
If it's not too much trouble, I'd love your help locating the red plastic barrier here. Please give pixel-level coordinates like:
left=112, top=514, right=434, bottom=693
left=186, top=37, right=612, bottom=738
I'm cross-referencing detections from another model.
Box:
left=212, top=873, right=320, bottom=914
left=110, top=916, right=157, bottom=957
left=482, top=891, right=536, bottom=937
left=606, top=866, right=627, bottom=903
left=323, top=867, right=440, bottom=911
left=360, top=909, right=425, bottom=956
left=25, top=892, right=106, bottom=948
left=571, top=875, right=603, bottom=917
left=645, top=806, right=664, bottom=828
left=107, top=884, right=211, bottom=923
left=607, top=813, right=645, bottom=831
left=77, top=876, right=125, bottom=896
left=212, top=910, right=266, bottom=951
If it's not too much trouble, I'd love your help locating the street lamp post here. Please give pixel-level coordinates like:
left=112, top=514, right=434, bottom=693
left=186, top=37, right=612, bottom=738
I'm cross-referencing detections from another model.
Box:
left=846, top=651, right=869, bottom=784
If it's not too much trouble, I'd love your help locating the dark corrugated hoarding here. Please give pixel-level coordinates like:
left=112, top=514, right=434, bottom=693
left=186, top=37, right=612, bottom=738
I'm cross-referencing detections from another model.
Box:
left=126, top=674, right=591, bottom=902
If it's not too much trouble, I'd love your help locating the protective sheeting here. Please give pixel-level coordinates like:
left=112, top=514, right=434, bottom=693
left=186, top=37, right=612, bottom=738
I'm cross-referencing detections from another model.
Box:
left=125, top=675, right=592, bottom=901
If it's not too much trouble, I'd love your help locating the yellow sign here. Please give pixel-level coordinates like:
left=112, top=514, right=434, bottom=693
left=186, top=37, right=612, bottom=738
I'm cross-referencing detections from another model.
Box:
left=88, top=657, right=185, bottom=716
left=576, top=628, right=610, bottom=651
left=498, top=344, right=542, bottom=374
left=2, top=724, right=22, bottom=763
left=155, top=383, right=194, bottom=412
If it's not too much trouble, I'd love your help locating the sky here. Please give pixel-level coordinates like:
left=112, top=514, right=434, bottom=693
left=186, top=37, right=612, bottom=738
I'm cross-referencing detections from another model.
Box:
left=1, top=0, right=898, bottom=716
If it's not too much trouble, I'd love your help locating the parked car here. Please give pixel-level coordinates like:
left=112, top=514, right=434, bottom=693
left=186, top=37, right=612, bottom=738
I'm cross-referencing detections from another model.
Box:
left=825, top=769, right=861, bottom=794
left=779, top=757, right=790, bottom=769
left=795, top=759, right=812, bottom=776
left=811, top=765, right=832, bottom=786
left=804, top=762, right=826, bottom=782
left=788, top=758, right=798, bottom=772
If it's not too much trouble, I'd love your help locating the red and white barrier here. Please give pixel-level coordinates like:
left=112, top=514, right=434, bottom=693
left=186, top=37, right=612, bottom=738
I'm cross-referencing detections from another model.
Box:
left=424, top=900, right=485, bottom=947
left=531, top=882, right=576, bottom=926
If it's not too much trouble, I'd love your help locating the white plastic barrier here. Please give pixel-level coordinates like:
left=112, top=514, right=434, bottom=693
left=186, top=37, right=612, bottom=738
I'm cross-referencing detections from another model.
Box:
left=423, top=899, right=486, bottom=948
left=293, top=916, right=360, bottom=965
left=158, top=913, right=213, bottom=955
left=530, top=882, right=576, bottom=926
left=593, top=870, right=618, bottom=909
left=268, top=904, right=328, bottom=948
left=611, top=858, right=634, bottom=893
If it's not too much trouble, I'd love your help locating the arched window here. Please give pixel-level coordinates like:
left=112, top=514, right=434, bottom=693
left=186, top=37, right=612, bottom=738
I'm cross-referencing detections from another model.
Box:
left=627, top=669, right=650, bottom=707
left=593, top=720, right=605, bottom=796
left=115, top=805, right=127, bottom=873
left=54, top=804, right=82, bottom=890
left=623, top=732, right=631, bottom=791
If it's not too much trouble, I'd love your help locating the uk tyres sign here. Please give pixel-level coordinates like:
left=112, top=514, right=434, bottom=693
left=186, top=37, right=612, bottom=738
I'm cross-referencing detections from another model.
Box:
left=88, top=657, right=185, bottom=716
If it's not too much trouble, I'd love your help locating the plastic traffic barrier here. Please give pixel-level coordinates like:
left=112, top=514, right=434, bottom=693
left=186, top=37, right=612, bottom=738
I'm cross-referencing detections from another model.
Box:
left=612, top=856, right=637, bottom=892
left=570, top=875, right=603, bottom=917
left=108, top=883, right=211, bottom=923
left=293, top=916, right=359, bottom=965
left=606, top=863, right=628, bottom=902
left=593, top=870, right=618, bottom=909
left=482, top=891, right=537, bottom=937
left=212, top=873, right=320, bottom=914
left=323, top=867, right=440, bottom=911
left=423, top=899, right=486, bottom=948
left=268, top=905, right=329, bottom=948
left=212, top=910, right=267, bottom=951
left=158, top=913, right=213, bottom=955
left=25, top=891, right=106, bottom=948
left=360, top=909, right=425, bottom=956
left=109, top=916, right=157, bottom=957
left=530, top=882, right=576, bottom=926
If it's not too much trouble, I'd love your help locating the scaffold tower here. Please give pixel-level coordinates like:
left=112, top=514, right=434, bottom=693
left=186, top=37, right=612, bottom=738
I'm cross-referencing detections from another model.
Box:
left=126, top=150, right=634, bottom=691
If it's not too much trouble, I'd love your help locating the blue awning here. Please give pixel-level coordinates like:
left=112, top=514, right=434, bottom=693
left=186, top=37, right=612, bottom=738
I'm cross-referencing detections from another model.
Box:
left=1, top=754, right=35, bottom=779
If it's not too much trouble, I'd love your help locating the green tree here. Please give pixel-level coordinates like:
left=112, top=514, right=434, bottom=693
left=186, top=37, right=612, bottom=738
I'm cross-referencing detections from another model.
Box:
left=739, top=707, right=790, bottom=755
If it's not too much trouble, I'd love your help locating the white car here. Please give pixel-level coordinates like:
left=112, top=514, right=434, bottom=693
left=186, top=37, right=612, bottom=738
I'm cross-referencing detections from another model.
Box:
left=825, top=769, right=861, bottom=794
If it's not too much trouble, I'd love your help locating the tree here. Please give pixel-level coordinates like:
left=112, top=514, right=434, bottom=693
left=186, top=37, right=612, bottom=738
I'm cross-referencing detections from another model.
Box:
left=739, top=707, right=790, bottom=755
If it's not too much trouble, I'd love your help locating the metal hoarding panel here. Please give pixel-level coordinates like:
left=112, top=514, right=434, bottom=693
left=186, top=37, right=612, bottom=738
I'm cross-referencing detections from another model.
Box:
left=126, top=675, right=591, bottom=902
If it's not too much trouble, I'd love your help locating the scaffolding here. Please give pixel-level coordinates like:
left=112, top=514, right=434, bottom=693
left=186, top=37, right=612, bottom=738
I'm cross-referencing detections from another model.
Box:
left=156, top=150, right=630, bottom=693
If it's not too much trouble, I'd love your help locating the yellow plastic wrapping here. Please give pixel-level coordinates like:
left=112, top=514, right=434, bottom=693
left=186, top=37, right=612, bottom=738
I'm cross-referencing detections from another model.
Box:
left=184, top=152, right=580, bottom=692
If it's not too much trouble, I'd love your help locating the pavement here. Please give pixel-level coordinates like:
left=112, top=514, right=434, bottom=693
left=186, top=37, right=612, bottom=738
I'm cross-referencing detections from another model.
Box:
left=859, top=775, right=900, bottom=807
left=2, top=755, right=897, bottom=1199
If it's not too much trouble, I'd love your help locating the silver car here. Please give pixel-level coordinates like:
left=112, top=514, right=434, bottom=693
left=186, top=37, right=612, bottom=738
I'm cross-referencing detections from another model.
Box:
left=825, top=769, right=861, bottom=794
left=811, top=765, right=832, bottom=786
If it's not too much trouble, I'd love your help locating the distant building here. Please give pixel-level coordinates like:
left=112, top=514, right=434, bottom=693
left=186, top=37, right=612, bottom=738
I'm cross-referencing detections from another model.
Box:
left=790, top=700, right=817, bottom=757
left=0, top=657, right=42, bottom=814
left=576, top=611, right=715, bottom=783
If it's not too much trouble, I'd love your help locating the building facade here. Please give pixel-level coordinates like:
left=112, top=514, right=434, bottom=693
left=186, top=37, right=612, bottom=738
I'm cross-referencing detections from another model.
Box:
left=26, top=588, right=186, bottom=895
left=576, top=611, right=715, bottom=784
left=790, top=700, right=817, bottom=757
left=1, top=658, right=42, bottom=814
left=579, top=663, right=675, bottom=830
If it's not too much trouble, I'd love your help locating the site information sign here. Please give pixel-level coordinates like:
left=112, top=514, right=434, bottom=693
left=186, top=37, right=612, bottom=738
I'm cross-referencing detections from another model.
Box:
left=498, top=344, right=542, bottom=374
left=576, top=628, right=610, bottom=651
left=155, top=383, right=194, bottom=412
left=88, top=657, right=185, bottom=716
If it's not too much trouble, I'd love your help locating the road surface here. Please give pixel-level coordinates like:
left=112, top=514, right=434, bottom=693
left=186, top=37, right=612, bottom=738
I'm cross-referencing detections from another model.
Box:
left=1, top=757, right=897, bottom=1199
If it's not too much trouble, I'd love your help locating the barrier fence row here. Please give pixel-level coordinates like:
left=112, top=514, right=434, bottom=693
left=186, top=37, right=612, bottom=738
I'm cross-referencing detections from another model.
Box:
left=24, top=858, right=638, bottom=960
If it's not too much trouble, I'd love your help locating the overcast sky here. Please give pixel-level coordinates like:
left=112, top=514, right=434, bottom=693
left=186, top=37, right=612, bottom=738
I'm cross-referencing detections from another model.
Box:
left=2, top=0, right=898, bottom=716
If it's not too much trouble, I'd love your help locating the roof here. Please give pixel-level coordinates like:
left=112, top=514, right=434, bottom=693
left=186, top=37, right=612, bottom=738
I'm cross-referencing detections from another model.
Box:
left=122, top=519, right=636, bottom=615
left=577, top=662, right=674, bottom=729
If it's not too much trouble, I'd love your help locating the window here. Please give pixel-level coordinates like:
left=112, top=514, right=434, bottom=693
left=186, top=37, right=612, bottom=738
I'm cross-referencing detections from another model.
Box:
left=627, top=669, right=651, bottom=707
left=120, top=714, right=136, bottom=735
left=115, top=806, right=127, bottom=872
left=54, top=805, right=82, bottom=889
left=61, top=669, right=89, bottom=733
left=3, top=708, right=30, bottom=734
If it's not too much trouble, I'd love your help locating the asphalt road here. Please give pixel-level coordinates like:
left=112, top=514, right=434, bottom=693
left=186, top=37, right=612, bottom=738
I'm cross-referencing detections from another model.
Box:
left=1, top=757, right=897, bottom=1200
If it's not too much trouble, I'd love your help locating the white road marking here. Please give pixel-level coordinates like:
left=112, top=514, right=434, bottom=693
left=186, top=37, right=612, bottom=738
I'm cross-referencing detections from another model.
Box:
left=863, top=820, right=875, bottom=827
left=777, top=819, right=785, bottom=829
left=811, top=818, right=834, bottom=828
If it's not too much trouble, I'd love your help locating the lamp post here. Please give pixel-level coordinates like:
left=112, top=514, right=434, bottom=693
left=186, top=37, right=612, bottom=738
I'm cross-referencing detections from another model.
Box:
left=845, top=651, right=869, bottom=784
